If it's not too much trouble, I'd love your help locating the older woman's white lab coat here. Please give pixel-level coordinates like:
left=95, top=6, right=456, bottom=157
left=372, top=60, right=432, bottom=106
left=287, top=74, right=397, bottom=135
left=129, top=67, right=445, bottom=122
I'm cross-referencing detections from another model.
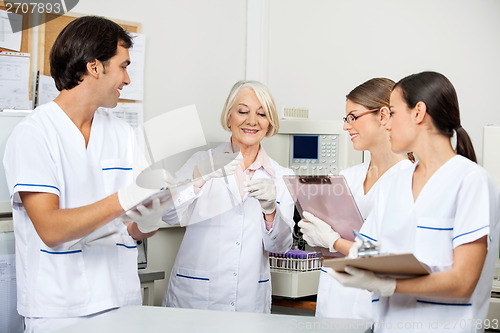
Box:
left=162, top=143, right=294, bottom=313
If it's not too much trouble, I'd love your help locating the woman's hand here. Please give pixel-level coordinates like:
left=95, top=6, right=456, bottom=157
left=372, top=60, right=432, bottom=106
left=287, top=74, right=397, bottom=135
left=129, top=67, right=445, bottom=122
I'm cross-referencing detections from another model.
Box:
left=244, top=178, right=277, bottom=214
left=298, top=211, right=340, bottom=252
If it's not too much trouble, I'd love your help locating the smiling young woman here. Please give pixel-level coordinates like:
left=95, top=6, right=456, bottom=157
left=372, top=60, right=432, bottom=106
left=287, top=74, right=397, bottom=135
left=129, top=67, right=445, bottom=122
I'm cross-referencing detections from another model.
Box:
left=299, top=77, right=414, bottom=321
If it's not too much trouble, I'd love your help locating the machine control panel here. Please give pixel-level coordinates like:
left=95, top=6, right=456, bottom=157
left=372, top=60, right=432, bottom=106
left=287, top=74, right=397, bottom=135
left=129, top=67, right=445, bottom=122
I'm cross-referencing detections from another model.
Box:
left=289, top=134, right=339, bottom=175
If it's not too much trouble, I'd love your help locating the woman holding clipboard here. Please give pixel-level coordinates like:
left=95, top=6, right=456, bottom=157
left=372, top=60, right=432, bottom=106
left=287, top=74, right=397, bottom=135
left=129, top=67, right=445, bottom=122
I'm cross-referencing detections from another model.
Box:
left=298, top=78, right=414, bottom=320
left=329, top=72, right=500, bottom=332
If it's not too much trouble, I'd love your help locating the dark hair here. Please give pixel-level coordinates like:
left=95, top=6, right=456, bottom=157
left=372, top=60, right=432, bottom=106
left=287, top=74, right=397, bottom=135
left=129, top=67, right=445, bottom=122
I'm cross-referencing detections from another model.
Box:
left=393, top=71, right=476, bottom=162
left=50, top=16, right=132, bottom=91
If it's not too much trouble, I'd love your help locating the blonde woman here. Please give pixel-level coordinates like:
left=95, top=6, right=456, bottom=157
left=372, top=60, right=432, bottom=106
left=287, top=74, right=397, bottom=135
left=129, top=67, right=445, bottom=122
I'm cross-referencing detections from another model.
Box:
left=162, top=80, right=294, bottom=313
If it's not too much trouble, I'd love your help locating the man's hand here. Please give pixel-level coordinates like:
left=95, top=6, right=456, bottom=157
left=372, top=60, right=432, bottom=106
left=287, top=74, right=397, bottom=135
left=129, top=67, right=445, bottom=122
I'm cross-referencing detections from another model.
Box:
left=126, top=221, right=158, bottom=241
left=118, top=169, right=172, bottom=211
left=125, top=197, right=169, bottom=233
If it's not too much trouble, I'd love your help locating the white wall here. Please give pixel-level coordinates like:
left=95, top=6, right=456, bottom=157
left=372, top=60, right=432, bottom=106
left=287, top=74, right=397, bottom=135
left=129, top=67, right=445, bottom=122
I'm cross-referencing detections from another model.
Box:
left=70, top=0, right=500, bottom=162
left=72, top=0, right=247, bottom=144
left=265, top=0, right=500, bottom=164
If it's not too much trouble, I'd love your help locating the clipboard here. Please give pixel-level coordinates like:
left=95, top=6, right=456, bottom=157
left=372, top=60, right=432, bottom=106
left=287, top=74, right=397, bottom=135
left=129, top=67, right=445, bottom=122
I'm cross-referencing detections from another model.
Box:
left=118, top=177, right=197, bottom=220
left=323, top=253, right=431, bottom=277
left=283, top=175, right=364, bottom=258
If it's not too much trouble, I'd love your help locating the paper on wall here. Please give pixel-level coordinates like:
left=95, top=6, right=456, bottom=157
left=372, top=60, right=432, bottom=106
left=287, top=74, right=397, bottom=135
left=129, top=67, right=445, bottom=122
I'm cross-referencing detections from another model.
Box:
left=0, top=10, right=22, bottom=51
left=0, top=53, right=30, bottom=110
left=37, top=74, right=59, bottom=106
left=120, top=33, right=145, bottom=101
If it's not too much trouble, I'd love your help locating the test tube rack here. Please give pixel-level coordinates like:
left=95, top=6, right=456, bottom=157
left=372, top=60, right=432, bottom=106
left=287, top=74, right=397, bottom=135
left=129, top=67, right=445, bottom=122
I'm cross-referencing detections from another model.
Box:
left=269, top=249, right=320, bottom=272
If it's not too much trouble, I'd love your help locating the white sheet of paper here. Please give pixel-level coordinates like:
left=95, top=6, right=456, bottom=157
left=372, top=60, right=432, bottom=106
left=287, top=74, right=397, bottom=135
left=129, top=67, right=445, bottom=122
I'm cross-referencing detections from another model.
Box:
left=0, top=10, right=22, bottom=51
left=0, top=53, right=30, bottom=110
left=143, top=104, right=207, bottom=163
left=120, top=33, right=145, bottom=101
left=38, top=74, right=59, bottom=106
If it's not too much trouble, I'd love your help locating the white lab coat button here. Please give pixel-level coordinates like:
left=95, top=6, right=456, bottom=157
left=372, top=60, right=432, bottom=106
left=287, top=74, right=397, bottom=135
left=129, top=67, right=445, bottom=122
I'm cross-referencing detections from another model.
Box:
left=236, top=242, right=240, bottom=246
left=231, top=302, right=235, bottom=306
left=233, top=272, right=237, bottom=276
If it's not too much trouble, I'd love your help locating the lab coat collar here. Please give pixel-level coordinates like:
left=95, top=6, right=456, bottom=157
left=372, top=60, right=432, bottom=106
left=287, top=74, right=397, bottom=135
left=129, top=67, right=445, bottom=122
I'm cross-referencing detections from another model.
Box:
left=223, top=140, right=275, bottom=178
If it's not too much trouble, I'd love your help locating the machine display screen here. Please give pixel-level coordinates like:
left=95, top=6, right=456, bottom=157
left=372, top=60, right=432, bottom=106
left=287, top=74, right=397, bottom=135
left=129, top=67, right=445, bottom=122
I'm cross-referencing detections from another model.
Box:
left=293, top=135, right=318, bottom=159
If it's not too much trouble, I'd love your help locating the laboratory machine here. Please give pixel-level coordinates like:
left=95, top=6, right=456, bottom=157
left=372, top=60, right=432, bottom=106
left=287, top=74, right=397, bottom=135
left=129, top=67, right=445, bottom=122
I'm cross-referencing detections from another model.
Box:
left=262, top=119, right=362, bottom=176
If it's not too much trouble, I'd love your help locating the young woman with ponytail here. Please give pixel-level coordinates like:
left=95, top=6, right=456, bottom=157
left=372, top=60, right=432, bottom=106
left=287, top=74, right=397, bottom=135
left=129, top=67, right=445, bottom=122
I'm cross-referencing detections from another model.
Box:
left=329, top=71, right=500, bottom=333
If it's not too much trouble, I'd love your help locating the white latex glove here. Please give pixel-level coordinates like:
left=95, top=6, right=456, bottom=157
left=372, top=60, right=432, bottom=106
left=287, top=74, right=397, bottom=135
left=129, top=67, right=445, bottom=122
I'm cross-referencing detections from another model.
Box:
left=125, top=197, right=169, bottom=233
left=298, top=211, right=340, bottom=252
left=348, top=239, right=363, bottom=258
left=198, top=152, right=243, bottom=182
left=117, top=169, right=172, bottom=211
left=244, top=178, right=276, bottom=214
left=329, top=266, right=396, bottom=297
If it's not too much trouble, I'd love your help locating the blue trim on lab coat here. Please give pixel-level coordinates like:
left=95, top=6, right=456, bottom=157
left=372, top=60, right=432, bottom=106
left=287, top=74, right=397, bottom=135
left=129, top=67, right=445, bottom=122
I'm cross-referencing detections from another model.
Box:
left=417, top=300, right=472, bottom=306
left=176, top=273, right=210, bottom=281
left=452, top=225, right=489, bottom=241
left=116, top=243, right=137, bottom=249
left=14, top=183, right=60, bottom=193
left=40, top=249, right=82, bottom=254
left=102, top=167, right=133, bottom=171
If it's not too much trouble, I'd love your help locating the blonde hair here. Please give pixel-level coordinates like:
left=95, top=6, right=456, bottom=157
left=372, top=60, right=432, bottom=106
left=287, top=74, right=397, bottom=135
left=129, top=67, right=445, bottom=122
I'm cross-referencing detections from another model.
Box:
left=220, top=80, right=279, bottom=137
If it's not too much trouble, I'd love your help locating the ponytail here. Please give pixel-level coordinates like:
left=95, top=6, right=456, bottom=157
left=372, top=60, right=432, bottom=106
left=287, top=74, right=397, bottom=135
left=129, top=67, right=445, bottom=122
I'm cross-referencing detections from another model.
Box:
left=406, top=152, right=416, bottom=163
left=394, top=72, right=477, bottom=163
left=455, top=126, right=477, bottom=163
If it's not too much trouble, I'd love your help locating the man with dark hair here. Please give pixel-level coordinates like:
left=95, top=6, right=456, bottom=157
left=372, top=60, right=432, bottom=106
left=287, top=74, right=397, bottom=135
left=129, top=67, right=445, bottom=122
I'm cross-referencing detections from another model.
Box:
left=50, top=16, right=133, bottom=91
left=3, top=16, right=168, bottom=332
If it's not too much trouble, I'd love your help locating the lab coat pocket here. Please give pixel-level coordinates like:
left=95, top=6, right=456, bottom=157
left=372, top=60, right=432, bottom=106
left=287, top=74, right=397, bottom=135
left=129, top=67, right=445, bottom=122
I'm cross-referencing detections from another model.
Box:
left=170, top=267, right=210, bottom=309
left=100, top=159, right=134, bottom=195
left=415, top=298, right=472, bottom=331
left=36, top=247, right=89, bottom=308
left=116, top=239, right=141, bottom=297
left=255, top=273, right=272, bottom=313
left=415, top=218, right=454, bottom=270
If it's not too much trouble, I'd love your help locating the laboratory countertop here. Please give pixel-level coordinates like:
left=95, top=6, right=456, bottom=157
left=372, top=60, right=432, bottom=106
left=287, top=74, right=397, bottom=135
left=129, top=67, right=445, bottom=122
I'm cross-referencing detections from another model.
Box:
left=54, top=305, right=372, bottom=333
left=138, top=268, right=165, bottom=283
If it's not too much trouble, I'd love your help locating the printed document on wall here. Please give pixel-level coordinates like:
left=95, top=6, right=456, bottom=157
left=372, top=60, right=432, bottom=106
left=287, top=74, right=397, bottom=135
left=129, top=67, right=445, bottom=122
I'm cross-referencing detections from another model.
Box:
left=0, top=53, right=30, bottom=110
left=37, top=74, right=59, bottom=106
left=120, top=33, right=145, bottom=101
left=0, top=10, right=22, bottom=51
